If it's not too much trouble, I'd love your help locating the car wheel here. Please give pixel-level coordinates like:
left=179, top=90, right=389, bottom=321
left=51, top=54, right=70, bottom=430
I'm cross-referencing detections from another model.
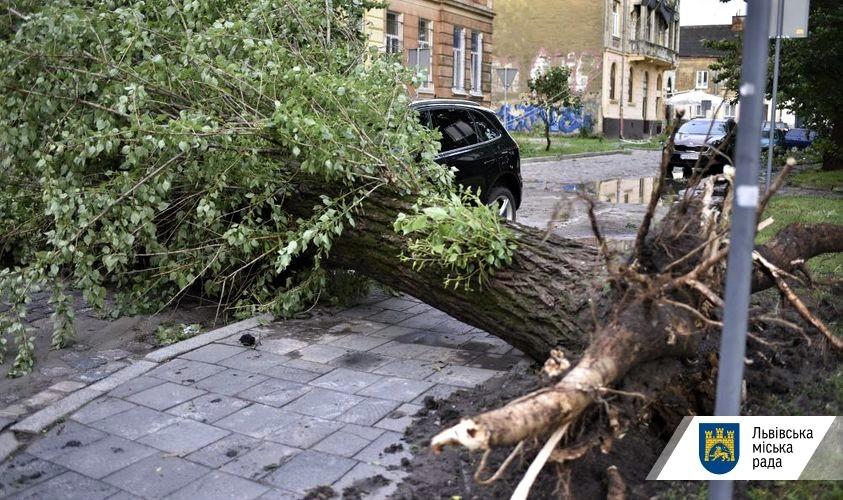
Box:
left=487, top=186, right=516, bottom=222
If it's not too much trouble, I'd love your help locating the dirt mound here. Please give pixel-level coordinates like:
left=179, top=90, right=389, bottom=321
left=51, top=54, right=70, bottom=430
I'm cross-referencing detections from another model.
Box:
left=393, top=289, right=842, bottom=499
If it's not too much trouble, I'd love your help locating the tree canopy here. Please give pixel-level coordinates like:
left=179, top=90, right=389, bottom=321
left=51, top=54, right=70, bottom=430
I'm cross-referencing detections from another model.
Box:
left=709, top=0, right=843, bottom=169
left=525, top=65, right=577, bottom=151
left=0, top=0, right=514, bottom=376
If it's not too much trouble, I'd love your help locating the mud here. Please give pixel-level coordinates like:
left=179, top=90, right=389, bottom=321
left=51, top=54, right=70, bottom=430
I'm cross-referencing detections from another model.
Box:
left=392, top=288, right=842, bottom=499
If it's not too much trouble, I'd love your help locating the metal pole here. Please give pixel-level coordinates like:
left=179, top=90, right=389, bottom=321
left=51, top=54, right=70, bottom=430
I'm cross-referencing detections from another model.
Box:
left=709, top=0, right=771, bottom=498
left=765, top=0, right=785, bottom=193
left=504, top=71, right=509, bottom=107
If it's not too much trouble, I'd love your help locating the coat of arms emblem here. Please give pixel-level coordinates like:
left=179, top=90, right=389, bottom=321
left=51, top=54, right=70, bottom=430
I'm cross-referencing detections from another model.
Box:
left=699, top=423, right=739, bottom=474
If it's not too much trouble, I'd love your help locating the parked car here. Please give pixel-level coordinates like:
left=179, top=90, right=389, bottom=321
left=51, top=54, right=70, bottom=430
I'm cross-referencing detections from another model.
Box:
left=411, top=100, right=522, bottom=221
left=762, top=120, right=790, bottom=131
left=760, top=125, right=787, bottom=152
left=667, top=118, right=736, bottom=178
left=784, top=128, right=817, bottom=150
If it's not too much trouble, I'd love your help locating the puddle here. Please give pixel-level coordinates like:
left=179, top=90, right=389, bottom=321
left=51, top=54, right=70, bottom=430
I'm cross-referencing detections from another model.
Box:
left=559, top=175, right=687, bottom=206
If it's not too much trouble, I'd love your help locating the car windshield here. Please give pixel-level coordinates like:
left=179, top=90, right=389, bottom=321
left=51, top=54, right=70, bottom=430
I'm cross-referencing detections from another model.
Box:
left=679, top=121, right=726, bottom=135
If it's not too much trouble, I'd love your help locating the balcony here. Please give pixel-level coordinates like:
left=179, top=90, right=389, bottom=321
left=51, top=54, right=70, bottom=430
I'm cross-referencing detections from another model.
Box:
left=629, top=39, right=676, bottom=67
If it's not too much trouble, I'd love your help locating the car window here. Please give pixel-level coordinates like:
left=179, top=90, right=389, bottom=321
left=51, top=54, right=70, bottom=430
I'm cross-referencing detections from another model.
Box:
left=428, top=108, right=480, bottom=152
left=416, top=109, right=431, bottom=128
left=679, top=120, right=726, bottom=135
left=472, top=111, right=502, bottom=142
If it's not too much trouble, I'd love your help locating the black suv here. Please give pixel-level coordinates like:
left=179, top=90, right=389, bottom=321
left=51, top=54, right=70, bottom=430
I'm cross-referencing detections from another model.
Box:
left=668, top=118, right=736, bottom=178
left=411, top=100, right=522, bottom=221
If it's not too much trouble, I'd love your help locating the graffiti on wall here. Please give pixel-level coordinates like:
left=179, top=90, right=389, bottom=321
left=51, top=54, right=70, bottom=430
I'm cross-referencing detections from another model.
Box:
left=497, top=104, right=593, bottom=134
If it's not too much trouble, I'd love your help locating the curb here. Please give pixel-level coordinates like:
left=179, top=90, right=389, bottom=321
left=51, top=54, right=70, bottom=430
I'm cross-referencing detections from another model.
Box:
left=522, top=149, right=633, bottom=164
left=7, top=314, right=269, bottom=438
left=0, top=432, right=19, bottom=463
left=144, top=313, right=271, bottom=363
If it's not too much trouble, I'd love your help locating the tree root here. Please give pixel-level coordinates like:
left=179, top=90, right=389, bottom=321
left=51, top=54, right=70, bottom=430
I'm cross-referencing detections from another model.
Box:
left=511, top=423, right=570, bottom=500
left=754, top=251, right=843, bottom=351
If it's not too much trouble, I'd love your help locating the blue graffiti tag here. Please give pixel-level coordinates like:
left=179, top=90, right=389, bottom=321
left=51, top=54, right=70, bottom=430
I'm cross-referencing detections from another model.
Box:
left=497, top=104, right=592, bottom=134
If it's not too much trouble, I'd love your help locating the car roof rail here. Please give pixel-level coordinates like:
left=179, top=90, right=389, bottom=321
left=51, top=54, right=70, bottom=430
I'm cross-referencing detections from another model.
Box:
left=410, top=99, right=487, bottom=109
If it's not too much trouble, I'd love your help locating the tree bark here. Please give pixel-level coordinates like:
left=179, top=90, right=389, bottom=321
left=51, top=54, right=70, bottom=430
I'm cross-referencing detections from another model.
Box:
left=821, top=120, right=843, bottom=171
left=329, top=192, right=599, bottom=360
left=330, top=189, right=843, bottom=362
left=325, top=183, right=843, bottom=454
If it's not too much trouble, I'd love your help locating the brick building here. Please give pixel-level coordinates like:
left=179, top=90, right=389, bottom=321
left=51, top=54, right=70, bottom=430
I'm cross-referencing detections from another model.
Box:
left=492, top=0, right=680, bottom=138
left=365, top=1, right=495, bottom=106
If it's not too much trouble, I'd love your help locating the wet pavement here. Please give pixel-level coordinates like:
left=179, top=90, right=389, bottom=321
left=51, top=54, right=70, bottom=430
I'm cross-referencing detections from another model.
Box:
left=0, top=150, right=662, bottom=499
left=0, top=292, right=530, bottom=499
left=518, top=150, right=674, bottom=239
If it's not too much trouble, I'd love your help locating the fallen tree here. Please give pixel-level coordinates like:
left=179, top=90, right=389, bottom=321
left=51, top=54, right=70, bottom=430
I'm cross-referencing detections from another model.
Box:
left=1, top=1, right=841, bottom=496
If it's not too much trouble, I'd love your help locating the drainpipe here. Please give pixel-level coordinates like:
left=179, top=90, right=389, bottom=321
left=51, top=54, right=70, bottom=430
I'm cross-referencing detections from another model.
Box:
left=619, top=0, right=628, bottom=139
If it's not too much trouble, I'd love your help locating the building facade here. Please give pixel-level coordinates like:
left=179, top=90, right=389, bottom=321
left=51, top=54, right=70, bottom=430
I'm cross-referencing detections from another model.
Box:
left=492, top=0, right=680, bottom=138
left=364, top=1, right=495, bottom=106
left=675, top=22, right=740, bottom=120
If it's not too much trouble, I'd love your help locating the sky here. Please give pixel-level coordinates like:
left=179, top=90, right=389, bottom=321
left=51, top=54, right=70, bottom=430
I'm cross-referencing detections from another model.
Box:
left=680, top=0, right=746, bottom=26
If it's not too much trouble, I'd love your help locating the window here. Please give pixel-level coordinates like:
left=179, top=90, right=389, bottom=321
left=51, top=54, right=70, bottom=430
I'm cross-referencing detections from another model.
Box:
left=472, top=111, right=502, bottom=142
left=695, top=70, right=709, bottom=89
left=612, top=1, right=621, bottom=37
left=429, top=108, right=478, bottom=152
left=409, top=18, right=434, bottom=89
left=452, top=27, right=466, bottom=91
left=628, top=68, right=634, bottom=103
left=609, top=63, right=617, bottom=100
left=724, top=102, right=736, bottom=118
left=470, top=32, right=483, bottom=94
left=385, top=12, right=401, bottom=54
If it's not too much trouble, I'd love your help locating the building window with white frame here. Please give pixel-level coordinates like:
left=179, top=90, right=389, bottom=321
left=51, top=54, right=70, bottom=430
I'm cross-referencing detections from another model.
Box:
left=452, top=26, right=466, bottom=92
left=695, top=70, right=709, bottom=90
left=612, top=1, right=621, bottom=38
left=409, top=18, right=434, bottom=91
left=470, top=31, right=483, bottom=95
left=723, top=102, right=736, bottom=118
left=385, top=11, right=401, bottom=54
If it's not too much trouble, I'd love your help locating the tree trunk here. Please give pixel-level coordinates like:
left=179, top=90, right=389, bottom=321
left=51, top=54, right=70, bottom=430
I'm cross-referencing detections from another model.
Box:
left=821, top=120, right=843, bottom=171
left=327, top=181, right=843, bottom=456
left=544, top=108, right=552, bottom=152
left=329, top=192, right=599, bottom=360
left=330, top=189, right=843, bottom=362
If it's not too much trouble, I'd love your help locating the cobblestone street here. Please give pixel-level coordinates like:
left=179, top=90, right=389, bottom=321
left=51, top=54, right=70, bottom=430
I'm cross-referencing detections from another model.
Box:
left=518, top=150, right=669, bottom=240
left=1, top=292, right=529, bottom=499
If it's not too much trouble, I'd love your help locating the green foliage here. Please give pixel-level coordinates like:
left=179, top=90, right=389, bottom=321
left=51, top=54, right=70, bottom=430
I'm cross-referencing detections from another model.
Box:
left=525, top=65, right=579, bottom=151
left=321, top=270, right=372, bottom=307
left=394, top=192, right=517, bottom=290
left=709, top=0, right=843, bottom=169
left=0, top=0, right=518, bottom=375
left=155, top=323, right=201, bottom=346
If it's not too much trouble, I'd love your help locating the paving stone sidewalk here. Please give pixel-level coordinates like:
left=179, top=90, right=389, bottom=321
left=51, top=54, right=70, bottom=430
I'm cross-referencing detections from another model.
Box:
left=0, top=293, right=528, bottom=499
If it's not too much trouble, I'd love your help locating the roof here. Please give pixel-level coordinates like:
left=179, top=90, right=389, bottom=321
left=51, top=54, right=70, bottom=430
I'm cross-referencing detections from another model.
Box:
left=679, top=25, right=739, bottom=58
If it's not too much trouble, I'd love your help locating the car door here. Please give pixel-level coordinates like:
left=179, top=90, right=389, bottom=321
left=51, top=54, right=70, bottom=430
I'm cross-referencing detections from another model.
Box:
left=428, top=107, right=488, bottom=198
left=470, top=110, right=510, bottom=188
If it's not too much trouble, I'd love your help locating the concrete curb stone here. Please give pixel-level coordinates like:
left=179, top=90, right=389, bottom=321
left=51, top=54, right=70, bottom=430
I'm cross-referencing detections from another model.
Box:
left=522, top=148, right=633, bottom=164
left=0, top=432, right=19, bottom=462
left=144, top=314, right=272, bottom=363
